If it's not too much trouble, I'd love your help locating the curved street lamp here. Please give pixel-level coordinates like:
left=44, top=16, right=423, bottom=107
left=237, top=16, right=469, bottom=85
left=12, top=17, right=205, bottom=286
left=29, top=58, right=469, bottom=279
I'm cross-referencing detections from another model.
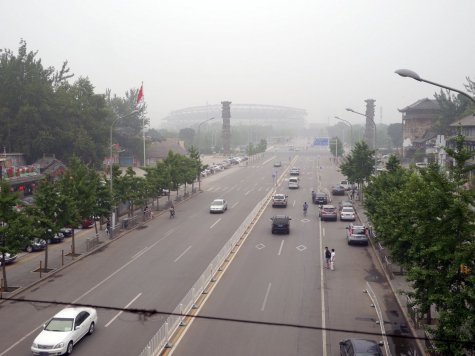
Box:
left=395, top=69, right=475, bottom=105
left=197, top=117, right=215, bottom=153
left=346, top=108, right=376, bottom=149
left=334, top=116, right=353, bottom=148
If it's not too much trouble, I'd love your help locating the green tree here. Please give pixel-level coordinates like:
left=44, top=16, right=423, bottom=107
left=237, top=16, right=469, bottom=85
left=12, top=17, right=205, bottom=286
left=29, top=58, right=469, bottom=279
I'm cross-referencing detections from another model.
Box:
left=0, top=181, right=35, bottom=291
left=340, top=141, right=375, bottom=197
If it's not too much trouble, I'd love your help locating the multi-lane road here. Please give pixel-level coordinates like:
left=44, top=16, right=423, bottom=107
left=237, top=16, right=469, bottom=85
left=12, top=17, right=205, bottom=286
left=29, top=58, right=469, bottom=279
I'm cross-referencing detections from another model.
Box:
left=0, top=147, right=417, bottom=355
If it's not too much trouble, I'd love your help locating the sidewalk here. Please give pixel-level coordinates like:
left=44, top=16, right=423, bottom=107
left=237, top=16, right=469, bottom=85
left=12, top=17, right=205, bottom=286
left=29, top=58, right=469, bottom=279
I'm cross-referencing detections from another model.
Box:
left=352, top=197, right=430, bottom=355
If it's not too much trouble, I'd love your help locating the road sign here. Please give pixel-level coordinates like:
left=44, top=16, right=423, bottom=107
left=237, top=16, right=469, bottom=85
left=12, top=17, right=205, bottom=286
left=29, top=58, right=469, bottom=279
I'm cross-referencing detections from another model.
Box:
left=313, top=137, right=329, bottom=147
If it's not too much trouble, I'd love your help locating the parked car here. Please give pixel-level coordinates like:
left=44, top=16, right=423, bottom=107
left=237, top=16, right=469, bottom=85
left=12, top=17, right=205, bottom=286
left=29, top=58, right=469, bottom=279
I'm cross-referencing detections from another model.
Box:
left=319, top=205, right=338, bottom=221
left=0, top=252, right=17, bottom=266
left=339, top=338, right=383, bottom=356
left=24, top=238, right=47, bottom=253
left=331, top=185, right=346, bottom=196
left=78, top=218, right=94, bottom=229
left=31, top=307, right=98, bottom=356
left=346, top=224, right=369, bottom=245
left=210, top=199, right=228, bottom=213
left=313, top=192, right=329, bottom=205
left=60, top=227, right=73, bottom=237
left=273, top=160, right=282, bottom=167
left=271, top=215, right=291, bottom=234
left=272, top=193, right=288, bottom=207
left=289, top=167, right=300, bottom=176
left=48, top=232, right=65, bottom=244
left=340, top=207, right=356, bottom=221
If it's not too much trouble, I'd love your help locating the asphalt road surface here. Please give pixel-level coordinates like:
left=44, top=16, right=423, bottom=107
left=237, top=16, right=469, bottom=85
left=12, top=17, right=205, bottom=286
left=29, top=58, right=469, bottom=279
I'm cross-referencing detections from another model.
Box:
left=0, top=145, right=417, bottom=356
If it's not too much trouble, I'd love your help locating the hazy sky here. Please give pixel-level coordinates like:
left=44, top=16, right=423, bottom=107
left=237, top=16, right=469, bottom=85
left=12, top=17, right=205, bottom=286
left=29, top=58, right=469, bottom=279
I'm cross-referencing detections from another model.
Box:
left=3, top=0, right=475, bottom=128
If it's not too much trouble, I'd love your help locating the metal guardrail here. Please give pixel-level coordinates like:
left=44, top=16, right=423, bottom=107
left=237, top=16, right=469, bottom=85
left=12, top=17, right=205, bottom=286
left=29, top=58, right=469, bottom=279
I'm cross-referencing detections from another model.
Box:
left=138, top=189, right=273, bottom=356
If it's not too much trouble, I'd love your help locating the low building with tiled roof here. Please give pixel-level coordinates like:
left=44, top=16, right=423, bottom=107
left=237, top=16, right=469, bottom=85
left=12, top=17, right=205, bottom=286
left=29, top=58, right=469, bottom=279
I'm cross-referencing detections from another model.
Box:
left=146, top=139, right=188, bottom=165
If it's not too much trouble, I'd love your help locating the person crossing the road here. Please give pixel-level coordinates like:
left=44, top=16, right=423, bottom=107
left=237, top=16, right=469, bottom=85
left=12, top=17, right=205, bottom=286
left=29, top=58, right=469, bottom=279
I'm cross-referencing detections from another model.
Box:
left=303, top=202, right=308, bottom=216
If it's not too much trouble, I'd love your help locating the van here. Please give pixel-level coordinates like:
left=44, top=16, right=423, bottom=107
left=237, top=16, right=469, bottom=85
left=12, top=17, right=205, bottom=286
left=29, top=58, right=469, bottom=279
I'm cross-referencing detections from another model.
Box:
left=288, top=177, right=299, bottom=189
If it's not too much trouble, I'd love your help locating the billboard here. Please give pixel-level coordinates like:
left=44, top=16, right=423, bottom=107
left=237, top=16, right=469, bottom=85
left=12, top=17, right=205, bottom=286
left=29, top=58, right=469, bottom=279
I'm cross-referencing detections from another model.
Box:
left=313, top=137, right=329, bottom=147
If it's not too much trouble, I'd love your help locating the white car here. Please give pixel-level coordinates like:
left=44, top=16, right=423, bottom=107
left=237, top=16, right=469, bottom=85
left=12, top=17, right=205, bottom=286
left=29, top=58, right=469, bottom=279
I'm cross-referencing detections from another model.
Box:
left=340, top=206, right=356, bottom=221
left=210, top=199, right=228, bottom=213
left=31, top=307, right=97, bottom=355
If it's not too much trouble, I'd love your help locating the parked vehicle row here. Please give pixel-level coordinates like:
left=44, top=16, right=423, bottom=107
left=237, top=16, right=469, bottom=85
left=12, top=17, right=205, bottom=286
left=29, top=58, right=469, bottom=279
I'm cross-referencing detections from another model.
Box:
left=201, top=156, right=248, bottom=177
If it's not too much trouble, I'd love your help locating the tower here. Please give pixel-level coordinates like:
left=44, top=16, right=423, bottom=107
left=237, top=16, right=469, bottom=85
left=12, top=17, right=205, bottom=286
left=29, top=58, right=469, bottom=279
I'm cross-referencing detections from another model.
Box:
left=365, top=99, right=376, bottom=149
left=221, top=101, right=231, bottom=155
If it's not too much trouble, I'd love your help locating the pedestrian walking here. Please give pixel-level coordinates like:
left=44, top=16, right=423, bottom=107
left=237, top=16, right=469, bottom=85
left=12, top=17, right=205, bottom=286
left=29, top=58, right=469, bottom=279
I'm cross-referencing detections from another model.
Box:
left=330, top=249, right=336, bottom=270
left=324, top=247, right=331, bottom=269
left=351, top=188, right=355, bottom=200
left=106, top=219, right=111, bottom=237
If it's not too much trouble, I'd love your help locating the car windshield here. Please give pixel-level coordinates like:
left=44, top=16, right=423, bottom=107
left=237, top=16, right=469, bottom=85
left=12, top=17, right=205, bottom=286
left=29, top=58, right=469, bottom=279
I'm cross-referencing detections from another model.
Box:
left=342, top=207, right=354, bottom=212
left=352, top=227, right=366, bottom=234
left=323, top=208, right=335, bottom=212
left=212, top=200, right=224, bottom=206
left=274, top=195, right=285, bottom=199
left=45, top=318, right=74, bottom=332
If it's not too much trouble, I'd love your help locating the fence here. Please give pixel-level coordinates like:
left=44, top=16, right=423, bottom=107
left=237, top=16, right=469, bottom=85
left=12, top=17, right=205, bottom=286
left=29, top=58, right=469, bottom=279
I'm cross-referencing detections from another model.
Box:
left=137, top=189, right=273, bottom=356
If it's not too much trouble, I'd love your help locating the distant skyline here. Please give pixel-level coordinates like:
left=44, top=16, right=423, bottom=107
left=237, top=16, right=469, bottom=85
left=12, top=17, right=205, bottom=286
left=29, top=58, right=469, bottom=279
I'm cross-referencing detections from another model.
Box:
left=3, top=0, right=475, bottom=129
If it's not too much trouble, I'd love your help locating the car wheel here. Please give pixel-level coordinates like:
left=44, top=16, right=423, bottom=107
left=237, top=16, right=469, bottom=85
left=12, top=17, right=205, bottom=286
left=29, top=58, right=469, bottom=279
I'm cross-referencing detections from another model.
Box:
left=26, top=246, right=33, bottom=253
left=88, top=322, right=95, bottom=335
left=66, top=341, right=73, bottom=355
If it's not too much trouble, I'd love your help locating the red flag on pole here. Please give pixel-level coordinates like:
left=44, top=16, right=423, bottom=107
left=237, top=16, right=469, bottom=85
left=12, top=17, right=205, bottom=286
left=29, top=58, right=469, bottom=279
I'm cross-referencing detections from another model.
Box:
left=136, top=83, right=144, bottom=106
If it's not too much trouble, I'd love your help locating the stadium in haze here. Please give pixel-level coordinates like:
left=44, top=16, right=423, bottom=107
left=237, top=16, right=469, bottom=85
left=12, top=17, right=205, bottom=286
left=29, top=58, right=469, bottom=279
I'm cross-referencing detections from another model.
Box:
left=161, top=103, right=307, bottom=131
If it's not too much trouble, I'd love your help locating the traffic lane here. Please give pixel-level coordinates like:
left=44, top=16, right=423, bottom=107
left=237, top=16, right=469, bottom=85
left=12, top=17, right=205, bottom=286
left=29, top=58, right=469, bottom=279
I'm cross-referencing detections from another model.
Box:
left=0, top=168, right=278, bottom=354
left=173, top=190, right=323, bottom=355
left=321, top=215, right=387, bottom=356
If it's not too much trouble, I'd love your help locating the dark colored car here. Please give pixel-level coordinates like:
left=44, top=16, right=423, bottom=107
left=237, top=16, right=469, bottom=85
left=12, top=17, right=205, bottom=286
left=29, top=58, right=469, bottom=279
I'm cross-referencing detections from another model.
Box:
left=319, top=205, right=338, bottom=221
left=271, top=215, right=291, bottom=234
left=273, top=161, right=282, bottom=167
left=313, top=192, right=329, bottom=205
left=339, top=338, right=383, bottom=356
left=24, top=238, right=47, bottom=253
left=331, top=185, right=346, bottom=196
left=0, top=252, right=17, bottom=266
left=60, top=227, right=73, bottom=237
left=48, top=232, right=65, bottom=244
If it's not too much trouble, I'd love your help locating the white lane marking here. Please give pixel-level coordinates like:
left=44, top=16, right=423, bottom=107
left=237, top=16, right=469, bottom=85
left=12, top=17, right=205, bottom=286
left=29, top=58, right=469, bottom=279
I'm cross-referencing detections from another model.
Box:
left=292, top=200, right=296, bottom=207
left=210, top=218, right=222, bottom=229
left=322, top=227, right=325, bottom=237
left=244, top=190, right=252, bottom=196
left=261, top=282, right=272, bottom=311
left=277, top=239, right=284, bottom=256
left=320, top=208, right=327, bottom=355
left=231, top=202, right=239, bottom=209
left=174, top=245, right=192, bottom=263
left=132, top=247, right=149, bottom=260
left=105, top=293, right=142, bottom=327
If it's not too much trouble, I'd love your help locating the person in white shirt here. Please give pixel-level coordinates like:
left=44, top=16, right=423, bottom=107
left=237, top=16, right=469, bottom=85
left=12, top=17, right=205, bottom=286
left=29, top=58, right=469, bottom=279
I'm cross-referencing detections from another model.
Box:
left=330, top=249, right=336, bottom=270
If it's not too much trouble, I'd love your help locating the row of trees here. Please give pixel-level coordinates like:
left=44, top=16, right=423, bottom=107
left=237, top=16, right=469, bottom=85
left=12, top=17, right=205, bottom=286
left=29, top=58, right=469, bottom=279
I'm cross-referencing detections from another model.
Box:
left=340, top=137, right=474, bottom=354
left=0, top=40, right=145, bottom=167
left=0, top=148, right=204, bottom=292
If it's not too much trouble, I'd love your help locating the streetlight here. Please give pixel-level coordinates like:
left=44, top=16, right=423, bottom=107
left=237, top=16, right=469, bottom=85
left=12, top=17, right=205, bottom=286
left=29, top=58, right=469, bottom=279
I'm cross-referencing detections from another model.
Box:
left=334, top=116, right=353, bottom=148
left=110, top=110, right=139, bottom=230
left=395, top=69, right=475, bottom=105
left=346, top=107, right=376, bottom=149
left=197, top=117, right=215, bottom=153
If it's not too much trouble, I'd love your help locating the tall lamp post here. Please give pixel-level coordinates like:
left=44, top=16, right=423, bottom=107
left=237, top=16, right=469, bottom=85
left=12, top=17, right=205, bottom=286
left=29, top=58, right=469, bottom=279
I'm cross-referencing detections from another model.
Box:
left=346, top=108, right=376, bottom=149
left=197, top=117, right=215, bottom=153
left=197, top=117, right=215, bottom=192
left=110, top=110, right=138, bottom=231
left=334, top=116, right=353, bottom=148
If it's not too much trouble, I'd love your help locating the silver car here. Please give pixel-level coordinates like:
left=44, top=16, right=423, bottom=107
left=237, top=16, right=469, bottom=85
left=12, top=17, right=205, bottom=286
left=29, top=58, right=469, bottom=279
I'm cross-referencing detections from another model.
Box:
left=210, top=199, right=228, bottom=213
